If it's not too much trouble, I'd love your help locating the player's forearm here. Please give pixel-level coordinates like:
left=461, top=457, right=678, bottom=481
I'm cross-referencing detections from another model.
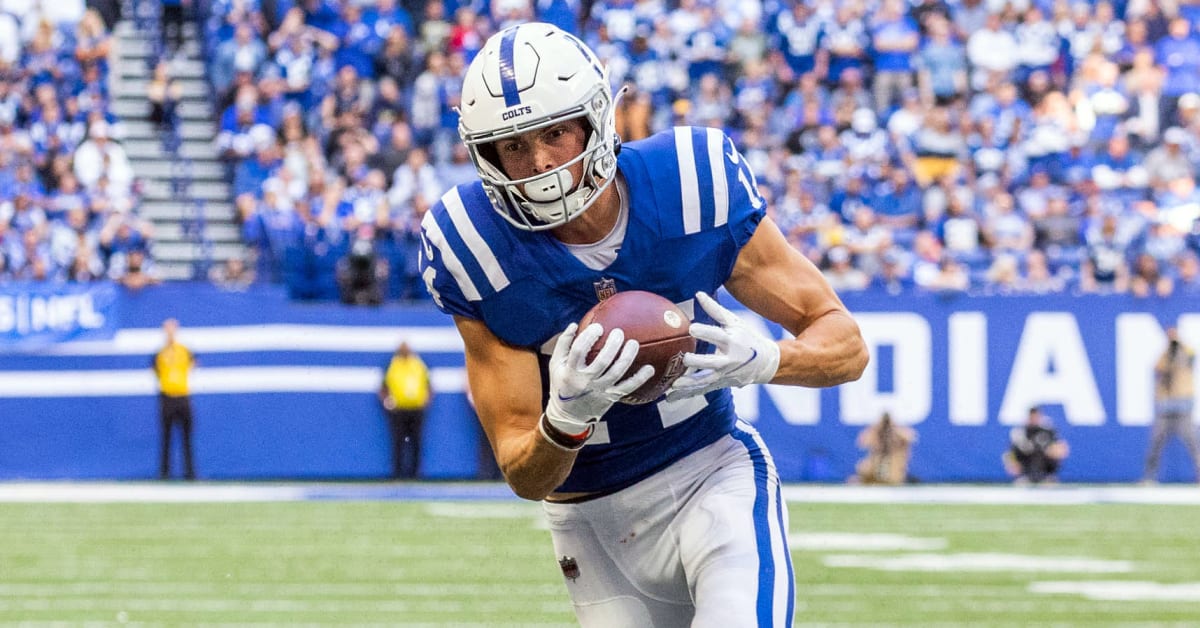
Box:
left=772, top=310, right=868, bottom=388
left=494, top=430, right=578, bottom=501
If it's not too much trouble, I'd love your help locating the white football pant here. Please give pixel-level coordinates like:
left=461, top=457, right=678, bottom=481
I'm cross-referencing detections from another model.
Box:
left=543, top=421, right=794, bottom=627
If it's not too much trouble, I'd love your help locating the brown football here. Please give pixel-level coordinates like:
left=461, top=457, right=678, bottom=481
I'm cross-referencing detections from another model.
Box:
left=578, top=290, right=696, bottom=405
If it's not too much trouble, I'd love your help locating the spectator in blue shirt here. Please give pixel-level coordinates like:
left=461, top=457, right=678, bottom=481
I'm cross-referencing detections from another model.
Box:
left=217, top=87, right=272, bottom=164
left=872, top=167, right=924, bottom=230
left=233, top=126, right=281, bottom=198
left=7, top=191, right=47, bottom=236
left=243, top=181, right=304, bottom=282
left=916, top=15, right=966, bottom=106
left=273, top=29, right=318, bottom=109
left=773, top=2, right=826, bottom=79
left=950, top=0, right=988, bottom=41
left=22, top=22, right=65, bottom=87
left=1171, top=251, right=1200, bottom=295
left=733, top=59, right=777, bottom=127
left=870, top=0, right=920, bottom=117
left=300, top=0, right=342, bottom=35
left=1082, top=61, right=1130, bottom=148
left=1155, top=17, right=1200, bottom=119
left=870, top=246, right=915, bottom=294
left=808, top=124, right=849, bottom=185
left=1079, top=213, right=1130, bottom=293
left=984, top=81, right=1033, bottom=148
left=364, top=0, right=413, bottom=40
left=8, top=227, right=54, bottom=281
left=331, top=3, right=380, bottom=80
left=682, top=5, right=729, bottom=82
left=830, top=172, right=874, bottom=223
left=537, top=0, right=581, bottom=35
left=686, top=72, right=733, bottom=128
left=1013, top=6, right=1061, bottom=85
left=435, top=141, right=477, bottom=191
left=408, top=50, right=448, bottom=148
left=1091, top=134, right=1149, bottom=204
left=841, top=107, right=891, bottom=171
left=213, top=23, right=268, bottom=101
left=823, top=5, right=869, bottom=85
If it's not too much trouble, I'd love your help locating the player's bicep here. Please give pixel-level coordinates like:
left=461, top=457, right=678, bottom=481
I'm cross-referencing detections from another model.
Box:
left=724, top=215, right=849, bottom=335
left=453, top=316, right=544, bottom=450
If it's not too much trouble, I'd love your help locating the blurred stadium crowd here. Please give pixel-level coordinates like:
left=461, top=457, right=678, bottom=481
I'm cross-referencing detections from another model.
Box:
left=5, top=0, right=1200, bottom=301
left=0, top=2, right=157, bottom=287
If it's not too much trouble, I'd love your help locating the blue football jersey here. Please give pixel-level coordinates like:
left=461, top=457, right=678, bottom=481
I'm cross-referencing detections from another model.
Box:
left=419, top=126, right=767, bottom=493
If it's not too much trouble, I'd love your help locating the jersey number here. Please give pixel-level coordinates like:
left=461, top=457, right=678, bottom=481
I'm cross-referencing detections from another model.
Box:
left=588, top=395, right=709, bottom=446
left=725, top=136, right=765, bottom=209
left=419, top=233, right=444, bottom=307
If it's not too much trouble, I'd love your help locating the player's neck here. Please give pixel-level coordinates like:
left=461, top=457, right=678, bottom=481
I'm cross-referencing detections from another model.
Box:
left=551, top=177, right=622, bottom=245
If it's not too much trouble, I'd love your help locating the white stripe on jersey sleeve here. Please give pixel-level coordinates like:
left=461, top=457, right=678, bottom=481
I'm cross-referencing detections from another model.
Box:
left=443, top=188, right=511, bottom=293
left=674, top=127, right=702, bottom=235
left=421, top=210, right=482, bottom=301
left=706, top=128, right=729, bottom=228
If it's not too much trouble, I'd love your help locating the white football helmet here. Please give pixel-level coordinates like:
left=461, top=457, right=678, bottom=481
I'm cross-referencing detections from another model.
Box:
left=458, top=23, right=621, bottom=231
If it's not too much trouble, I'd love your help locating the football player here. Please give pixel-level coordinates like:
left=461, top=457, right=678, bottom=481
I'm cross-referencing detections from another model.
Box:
left=419, top=22, right=868, bottom=627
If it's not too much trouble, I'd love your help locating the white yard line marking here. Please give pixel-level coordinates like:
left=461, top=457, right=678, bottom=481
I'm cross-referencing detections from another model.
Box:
left=781, top=485, right=1200, bottom=505
left=0, top=582, right=565, bottom=597
left=789, top=532, right=947, bottom=551
left=0, top=598, right=563, bottom=613
left=0, top=483, right=310, bottom=502
left=0, top=366, right=467, bottom=397
left=1031, top=581, right=1200, bottom=601
left=822, top=553, right=1135, bottom=573
left=41, top=325, right=465, bottom=356
left=423, top=503, right=542, bottom=518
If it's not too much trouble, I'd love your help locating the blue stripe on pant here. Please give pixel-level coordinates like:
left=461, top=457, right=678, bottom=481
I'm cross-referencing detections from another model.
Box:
left=732, top=425, right=793, bottom=627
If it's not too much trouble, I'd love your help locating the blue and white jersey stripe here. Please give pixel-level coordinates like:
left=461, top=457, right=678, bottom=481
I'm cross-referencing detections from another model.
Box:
left=674, top=127, right=703, bottom=234
left=443, top=188, right=511, bottom=294
left=672, top=125, right=734, bottom=232
left=420, top=208, right=481, bottom=302
left=672, top=126, right=755, bottom=235
left=705, top=127, right=731, bottom=228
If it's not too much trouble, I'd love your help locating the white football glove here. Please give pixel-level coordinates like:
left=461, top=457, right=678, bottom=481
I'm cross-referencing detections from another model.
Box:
left=665, top=292, right=780, bottom=401
left=544, top=322, right=655, bottom=437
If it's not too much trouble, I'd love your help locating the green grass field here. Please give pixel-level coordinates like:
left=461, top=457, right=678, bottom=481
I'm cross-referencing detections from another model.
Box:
left=3, top=491, right=1200, bottom=626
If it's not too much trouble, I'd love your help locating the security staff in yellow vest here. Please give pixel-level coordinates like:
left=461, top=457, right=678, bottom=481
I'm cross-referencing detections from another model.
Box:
left=153, top=318, right=196, bottom=480
left=379, top=341, right=432, bottom=479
